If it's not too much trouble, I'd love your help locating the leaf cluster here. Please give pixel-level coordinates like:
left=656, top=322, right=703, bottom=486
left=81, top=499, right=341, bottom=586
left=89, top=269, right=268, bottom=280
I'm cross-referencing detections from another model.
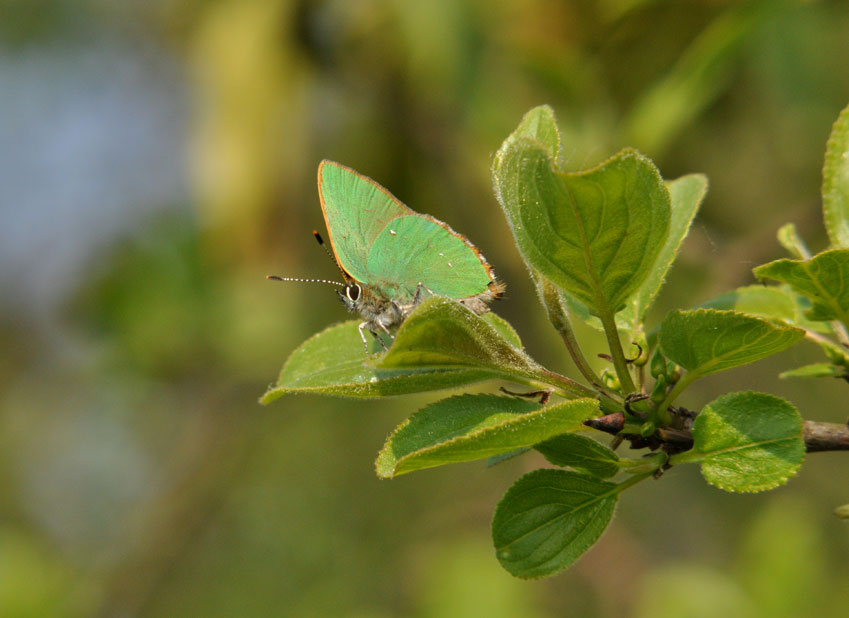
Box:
left=263, top=101, right=849, bottom=578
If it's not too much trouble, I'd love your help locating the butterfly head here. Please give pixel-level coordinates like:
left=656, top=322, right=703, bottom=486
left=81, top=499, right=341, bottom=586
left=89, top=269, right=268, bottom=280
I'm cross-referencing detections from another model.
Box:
left=338, top=281, right=363, bottom=312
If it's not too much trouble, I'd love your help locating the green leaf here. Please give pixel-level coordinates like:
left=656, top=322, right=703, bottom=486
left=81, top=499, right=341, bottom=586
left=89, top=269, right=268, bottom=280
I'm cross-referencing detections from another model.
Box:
left=482, top=312, right=523, bottom=349
left=493, top=110, right=671, bottom=317
left=491, top=469, right=618, bottom=578
left=754, top=249, right=849, bottom=324
left=498, top=104, right=560, bottom=159
left=535, top=434, right=620, bottom=479
left=779, top=363, right=848, bottom=379
left=834, top=504, right=849, bottom=520
left=376, top=395, right=599, bottom=478
left=700, top=284, right=833, bottom=336
left=699, top=285, right=797, bottom=322
left=777, top=223, right=810, bottom=260
left=259, top=321, right=500, bottom=403
left=823, top=102, right=849, bottom=248
left=617, top=173, right=708, bottom=332
left=677, top=391, right=805, bottom=493
left=378, top=297, right=587, bottom=397
left=658, top=309, right=804, bottom=378
left=378, top=298, right=529, bottom=373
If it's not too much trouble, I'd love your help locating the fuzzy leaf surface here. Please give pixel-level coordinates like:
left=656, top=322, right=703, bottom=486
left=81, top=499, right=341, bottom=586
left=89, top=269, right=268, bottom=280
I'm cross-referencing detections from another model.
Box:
left=754, top=249, right=849, bottom=324
left=378, top=298, right=575, bottom=392
left=498, top=104, right=561, bottom=158
left=617, top=173, right=707, bottom=332
left=376, top=395, right=598, bottom=478
left=535, top=434, right=620, bottom=478
left=700, top=284, right=833, bottom=336
left=823, top=102, right=849, bottom=248
left=492, top=469, right=617, bottom=578
left=681, top=392, right=805, bottom=493
left=777, top=223, right=809, bottom=259
left=493, top=110, right=670, bottom=317
left=658, top=309, right=804, bottom=377
left=261, top=313, right=519, bottom=402
left=779, top=363, right=848, bottom=379
left=700, top=286, right=797, bottom=323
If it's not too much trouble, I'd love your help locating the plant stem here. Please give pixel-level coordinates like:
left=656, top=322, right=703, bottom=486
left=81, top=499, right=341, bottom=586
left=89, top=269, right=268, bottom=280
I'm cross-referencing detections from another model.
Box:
left=655, top=372, right=697, bottom=425
left=533, top=368, right=601, bottom=400
left=618, top=451, right=668, bottom=473
left=832, top=321, right=849, bottom=348
left=587, top=411, right=849, bottom=454
left=615, top=469, right=655, bottom=492
left=803, top=420, right=849, bottom=451
left=539, top=279, right=605, bottom=389
left=598, top=309, right=638, bottom=395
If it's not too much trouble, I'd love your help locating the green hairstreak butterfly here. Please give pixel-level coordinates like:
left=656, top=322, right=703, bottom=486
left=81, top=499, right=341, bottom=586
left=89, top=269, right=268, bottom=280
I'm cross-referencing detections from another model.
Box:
left=269, top=160, right=504, bottom=350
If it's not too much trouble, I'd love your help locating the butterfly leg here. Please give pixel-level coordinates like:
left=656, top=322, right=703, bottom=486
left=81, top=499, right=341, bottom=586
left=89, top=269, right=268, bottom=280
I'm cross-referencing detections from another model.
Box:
left=371, top=330, right=390, bottom=350
left=413, top=282, right=435, bottom=305
left=376, top=319, right=395, bottom=340
left=357, top=322, right=371, bottom=353
left=359, top=321, right=389, bottom=353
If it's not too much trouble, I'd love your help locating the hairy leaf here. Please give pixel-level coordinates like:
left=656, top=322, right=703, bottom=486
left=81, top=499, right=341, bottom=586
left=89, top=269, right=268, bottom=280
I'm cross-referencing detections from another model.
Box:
left=535, top=434, right=620, bottom=478
left=376, top=395, right=599, bottom=478
left=823, top=102, right=849, bottom=248
left=378, top=298, right=587, bottom=396
left=779, top=363, right=848, bottom=379
left=777, top=223, right=810, bottom=260
left=617, top=173, right=707, bottom=332
left=498, top=104, right=560, bottom=159
left=699, top=285, right=797, bottom=323
left=493, top=108, right=670, bottom=318
left=658, top=309, right=804, bottom=378
left=701, top=284, right=833, bottom=336
left=261, top=320, right=501, bottom=402
left=754, top=249, right=849, bottom=325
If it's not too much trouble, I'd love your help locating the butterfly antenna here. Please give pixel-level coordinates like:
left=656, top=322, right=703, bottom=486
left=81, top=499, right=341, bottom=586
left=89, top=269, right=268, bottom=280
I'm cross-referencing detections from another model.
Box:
left=266, top=275, right=344, bottom=286
left=313, top=230, right=350, bottom=280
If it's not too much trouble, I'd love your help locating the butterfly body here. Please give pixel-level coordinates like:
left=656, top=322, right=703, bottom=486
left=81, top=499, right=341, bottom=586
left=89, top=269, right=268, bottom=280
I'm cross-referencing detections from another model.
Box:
left=276, top=160, right=504, bottom=351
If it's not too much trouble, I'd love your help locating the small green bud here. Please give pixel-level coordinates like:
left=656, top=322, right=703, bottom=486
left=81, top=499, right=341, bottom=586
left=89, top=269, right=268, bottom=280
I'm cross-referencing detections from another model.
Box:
left=601, top=369, right=620, bottom=391
left=665, top=361, right=682, bottom=383
left=649, top=349, right=666, bottom=379
left=823, top=344, right=849, bottom=365
left=639, top=421, right=656, bottom=437
left=650, top=375, right=667, bottom=404
left=631, top=334, right=649, bottom=367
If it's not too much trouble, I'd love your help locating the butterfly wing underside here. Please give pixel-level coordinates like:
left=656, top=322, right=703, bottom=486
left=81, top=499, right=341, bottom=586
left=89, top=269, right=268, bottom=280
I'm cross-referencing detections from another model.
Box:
left=366, top=215, right=494, bottom=301
left=317, top=160, right=412, bottom=282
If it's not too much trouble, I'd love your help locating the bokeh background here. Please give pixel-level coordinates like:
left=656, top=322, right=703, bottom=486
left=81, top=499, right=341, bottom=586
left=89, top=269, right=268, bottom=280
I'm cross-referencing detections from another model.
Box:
left=3, top=0, right=849, bottom=616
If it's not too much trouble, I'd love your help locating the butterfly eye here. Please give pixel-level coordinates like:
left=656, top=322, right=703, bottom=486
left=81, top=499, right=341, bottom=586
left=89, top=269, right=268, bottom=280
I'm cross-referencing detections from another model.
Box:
left=346, top=284, right=361, bottom=302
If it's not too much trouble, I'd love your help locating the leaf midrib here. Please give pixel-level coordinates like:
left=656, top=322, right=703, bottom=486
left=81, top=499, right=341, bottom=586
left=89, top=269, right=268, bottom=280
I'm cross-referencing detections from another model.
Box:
left=498, top=481, right=619, bottom=551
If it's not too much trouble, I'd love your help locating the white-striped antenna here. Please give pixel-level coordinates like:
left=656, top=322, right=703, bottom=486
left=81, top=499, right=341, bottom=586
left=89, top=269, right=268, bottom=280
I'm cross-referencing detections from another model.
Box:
left=266, top=275, right=344, bottom=286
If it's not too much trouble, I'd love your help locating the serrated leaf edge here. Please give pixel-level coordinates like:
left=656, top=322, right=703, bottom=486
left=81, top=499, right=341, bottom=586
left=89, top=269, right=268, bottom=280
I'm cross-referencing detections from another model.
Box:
left=377, top=397, right=598, bottom=478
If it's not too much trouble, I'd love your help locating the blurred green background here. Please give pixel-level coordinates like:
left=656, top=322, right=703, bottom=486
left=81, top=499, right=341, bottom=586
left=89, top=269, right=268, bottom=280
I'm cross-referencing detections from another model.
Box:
left=3, top=0, right=849, bottom=616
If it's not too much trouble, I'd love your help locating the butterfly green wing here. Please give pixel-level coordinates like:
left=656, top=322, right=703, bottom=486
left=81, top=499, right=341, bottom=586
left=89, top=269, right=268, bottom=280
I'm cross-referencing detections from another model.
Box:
left=318, top=160, right=412, bottom=282
left=366, top=215, right=495, bottom=300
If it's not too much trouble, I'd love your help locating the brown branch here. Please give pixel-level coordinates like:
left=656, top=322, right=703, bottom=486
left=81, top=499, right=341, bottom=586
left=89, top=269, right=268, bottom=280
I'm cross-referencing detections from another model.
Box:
left=803, top=421, right=849, bottom=452
left=584, top=412, right=849, bottom=453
